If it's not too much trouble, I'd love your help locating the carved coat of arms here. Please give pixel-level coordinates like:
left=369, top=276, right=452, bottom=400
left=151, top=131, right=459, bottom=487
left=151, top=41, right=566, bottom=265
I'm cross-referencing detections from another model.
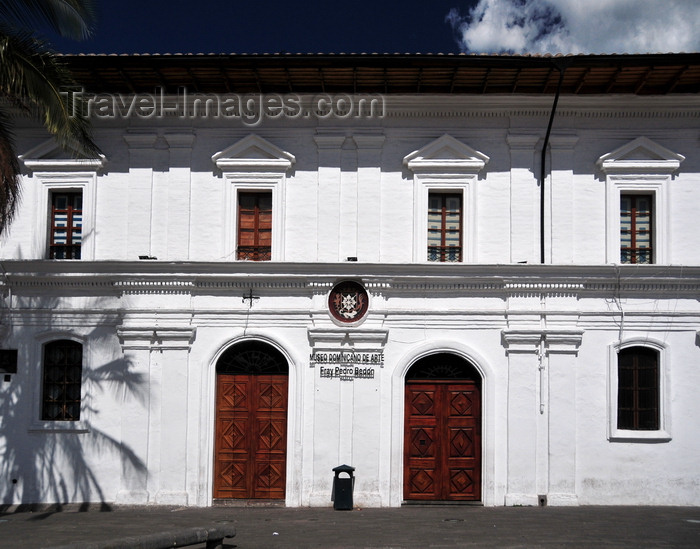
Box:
left=329, top=281, right=369, bottom=323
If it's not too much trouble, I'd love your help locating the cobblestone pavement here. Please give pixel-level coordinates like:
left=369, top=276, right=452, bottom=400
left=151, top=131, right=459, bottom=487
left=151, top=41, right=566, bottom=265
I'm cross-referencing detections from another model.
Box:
left=1, top=504, right=699, bottom=548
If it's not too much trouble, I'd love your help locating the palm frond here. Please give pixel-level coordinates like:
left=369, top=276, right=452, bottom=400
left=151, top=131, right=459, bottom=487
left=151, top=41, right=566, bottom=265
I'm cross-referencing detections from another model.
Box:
left=0, top=110, right=21, bottom=236
left=0, top=0, right=97, bottom=40
left=0, top=28, right=101, bottom=158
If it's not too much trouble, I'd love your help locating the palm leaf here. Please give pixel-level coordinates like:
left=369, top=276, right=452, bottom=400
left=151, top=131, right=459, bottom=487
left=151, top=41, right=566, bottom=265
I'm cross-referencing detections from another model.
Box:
left=0, top=28, right=100, bottom=158
left=0, top=1, right=99, bottom=235
left=0, top=0, right=97, bottom=40
left=0, top=110, right=21, bottom=236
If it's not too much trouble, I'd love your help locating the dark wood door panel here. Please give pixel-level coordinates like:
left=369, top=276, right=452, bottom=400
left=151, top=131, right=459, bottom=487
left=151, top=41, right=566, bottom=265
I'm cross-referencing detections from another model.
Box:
left=408, top=425, right=437, bottom=458
left=214, top=374, right=287, bottom=499
left=404, top=380, right=481, bottom=501
left=406, top=465, right=439, bottom=499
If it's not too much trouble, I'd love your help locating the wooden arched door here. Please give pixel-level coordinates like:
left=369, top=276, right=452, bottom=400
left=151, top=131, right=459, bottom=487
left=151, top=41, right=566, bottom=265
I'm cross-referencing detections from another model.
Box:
left=404, top=353, right=482, bottom=502
left=214, top=341, right=288, bottom=500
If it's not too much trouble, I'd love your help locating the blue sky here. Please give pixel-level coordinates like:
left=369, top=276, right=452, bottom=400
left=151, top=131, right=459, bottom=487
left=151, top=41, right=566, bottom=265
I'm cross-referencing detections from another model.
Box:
left=50, top=1, right=700, bottom=56
left=51, top=0, right=472, bottom=55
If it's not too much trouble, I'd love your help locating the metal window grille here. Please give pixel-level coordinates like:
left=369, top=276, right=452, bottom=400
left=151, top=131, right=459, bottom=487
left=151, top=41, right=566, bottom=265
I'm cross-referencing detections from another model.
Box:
left=49, top=192, right=83, bottom=260
left=620, top=194, right=653, bottom=264
left=427, top=192, right=462, bottom=262
left=41, top=340, right=82, bottom=421
left=617, top=347, right=659, bottom=430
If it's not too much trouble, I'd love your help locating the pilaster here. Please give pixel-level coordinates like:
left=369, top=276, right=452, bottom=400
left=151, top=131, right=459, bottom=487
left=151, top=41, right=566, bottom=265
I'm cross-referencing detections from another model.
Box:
left=501, top=330, right=541, bottom=506
left=164, top=132, right=196, bottom=260
left=545, top=330, right=582, bottom=506
left=124, top=133, right=158, bottom=260
left=306, top=327, right=388, bottom=507
left=339, top=141, right=358, bottom=261
left=501, top=328, right=583, bottom=506
left=117, top=324, right=196, bottom=505
left=354, top=134, right=385, bottom=262
left=315, top=134, right=346, bottom=262
left=549, top=134, right=579, bottom=264
left=507, top=133, right=540, bottom=264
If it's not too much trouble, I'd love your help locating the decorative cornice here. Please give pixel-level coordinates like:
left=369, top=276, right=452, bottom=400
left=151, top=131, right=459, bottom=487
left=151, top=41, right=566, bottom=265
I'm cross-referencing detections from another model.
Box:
left=123, top=132, right=158, bottom=149
left=501, top=330, right=542, bottom=354
left=507, top=133, right=540, bottom=150
left=313, top=135, right=347, bottom=149
left=308, top=327, right=388, bottom=345
left=549, top=134, right=579, bottom=149
left=382, top=95, right=700, bottom=120
left=164, top=131, right=196, bottom=149
left=352, top=135, right=386, bottom=149
left=501, top=329, right=584, bottom=355
left=115, top=280, right=195, bottom=295
left=117, top=325, right=196, bottom=351
left=544, top=330, right=584, bottom=355
left=2, top=263, right=700, bottom=297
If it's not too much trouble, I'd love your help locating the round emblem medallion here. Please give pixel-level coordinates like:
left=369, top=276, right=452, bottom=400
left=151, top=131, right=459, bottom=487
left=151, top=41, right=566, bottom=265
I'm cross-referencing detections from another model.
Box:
left=328, top=281, right=369, bottom=323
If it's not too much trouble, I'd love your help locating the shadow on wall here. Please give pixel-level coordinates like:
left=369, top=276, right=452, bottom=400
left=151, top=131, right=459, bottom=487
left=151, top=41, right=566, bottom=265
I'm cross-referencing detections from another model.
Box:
left=0, top=301, right=148, bottom=510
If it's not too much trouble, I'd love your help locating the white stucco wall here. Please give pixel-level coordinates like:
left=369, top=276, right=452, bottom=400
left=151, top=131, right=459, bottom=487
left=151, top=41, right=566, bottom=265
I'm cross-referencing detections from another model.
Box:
left=1, top=93, right=699, bottom=508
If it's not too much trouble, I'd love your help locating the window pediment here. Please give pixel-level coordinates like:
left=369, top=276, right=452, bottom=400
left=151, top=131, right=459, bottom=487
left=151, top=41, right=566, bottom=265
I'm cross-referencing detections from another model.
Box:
left=597, top=136, right=684, bottom=174
left=19, top=139, right=106, bottom=172
left=212, top=134, right=295, bottom=172
left=403, top=134, right=489, bottom=174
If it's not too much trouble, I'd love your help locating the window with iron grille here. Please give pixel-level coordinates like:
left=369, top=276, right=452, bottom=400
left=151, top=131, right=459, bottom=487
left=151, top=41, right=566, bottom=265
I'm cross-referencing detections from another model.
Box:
left=49, top=191, right=83, bottom=259
left=620, top=194, right=653, bottom=264
left=237, top=191, right=272, bottom=261
left=427, top=192, right=462, bottom=262
left=41, top=340, right=82, bottom=421
left=617, top=346, right=659, bottom=431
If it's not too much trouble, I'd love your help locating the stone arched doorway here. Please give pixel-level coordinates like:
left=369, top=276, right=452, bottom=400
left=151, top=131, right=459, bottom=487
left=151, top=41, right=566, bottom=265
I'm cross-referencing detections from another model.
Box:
left=404, top=353, right=482, bottom=502
left=213, top=341, right=289, bottom=500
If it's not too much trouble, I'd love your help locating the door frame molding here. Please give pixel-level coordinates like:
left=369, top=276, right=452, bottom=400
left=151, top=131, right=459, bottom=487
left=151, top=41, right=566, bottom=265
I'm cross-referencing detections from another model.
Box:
left=200, top=332, right=302, bottom=507
left=391, top=341, right=496, bottom=506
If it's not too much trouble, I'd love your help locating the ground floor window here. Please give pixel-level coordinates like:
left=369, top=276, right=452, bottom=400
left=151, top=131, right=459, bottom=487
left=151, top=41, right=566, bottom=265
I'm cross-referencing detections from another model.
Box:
left=41, top=340, right=82, bottom=421
left=617, top=346, right=659, bottom=430
left=608, top=340, right=670, bottom=442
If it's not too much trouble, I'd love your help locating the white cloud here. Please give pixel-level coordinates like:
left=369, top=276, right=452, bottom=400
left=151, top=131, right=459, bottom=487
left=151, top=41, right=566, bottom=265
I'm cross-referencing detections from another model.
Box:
left=447, top=0, right=700, bottom=54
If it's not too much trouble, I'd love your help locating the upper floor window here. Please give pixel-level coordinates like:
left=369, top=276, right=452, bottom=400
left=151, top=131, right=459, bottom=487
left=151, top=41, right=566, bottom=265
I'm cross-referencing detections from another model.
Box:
left=403, top=134, right=489, bottom=264
left=428, top=192, right=462, bottom=262
left=212, top=135, right=295, bottom=262
left=41, top=340, right=83, bottom=421
left=237, top=191, right=272, bottom=261
left=18, top=138, right=105, bottom=261
left=49, top=191, right=83, bottom=259
left=597, top=137, right=684, bottom=265
left=620, top=194, right=652, bottom=264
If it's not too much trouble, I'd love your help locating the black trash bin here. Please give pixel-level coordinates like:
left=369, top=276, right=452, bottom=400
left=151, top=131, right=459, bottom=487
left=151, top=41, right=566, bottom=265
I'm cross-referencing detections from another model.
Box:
left=332, top=464, right=355, bottom=510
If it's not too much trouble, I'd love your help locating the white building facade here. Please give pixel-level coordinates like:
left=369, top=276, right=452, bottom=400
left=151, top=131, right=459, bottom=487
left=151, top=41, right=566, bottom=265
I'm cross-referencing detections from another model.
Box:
left=1, top=53, right=699, bottom=508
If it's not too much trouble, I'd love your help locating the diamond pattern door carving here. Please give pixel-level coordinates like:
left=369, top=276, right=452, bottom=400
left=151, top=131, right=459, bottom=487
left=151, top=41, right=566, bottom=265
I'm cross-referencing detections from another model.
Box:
left=404, top=381, right=481, bottom=501
left=214, top=374, right=288, bottom=499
